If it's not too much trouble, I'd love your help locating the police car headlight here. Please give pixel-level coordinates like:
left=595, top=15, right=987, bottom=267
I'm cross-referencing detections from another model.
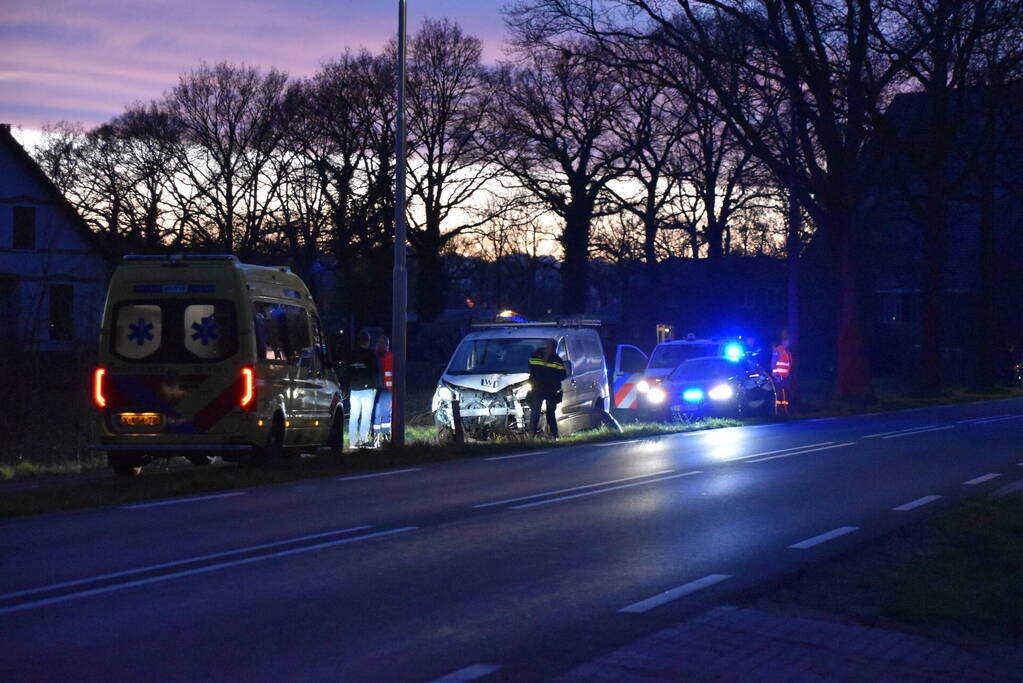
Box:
left=708, top=384, right=734, bottom=401
left=647, top=386, right=667, bottom=404
left=637, top=380, right=650, bottom=393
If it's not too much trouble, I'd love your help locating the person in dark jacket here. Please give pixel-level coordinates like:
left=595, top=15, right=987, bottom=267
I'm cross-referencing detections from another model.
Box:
left=348, top=330, right=381, bottom=449
left=527, top=340, right=566, bottom=438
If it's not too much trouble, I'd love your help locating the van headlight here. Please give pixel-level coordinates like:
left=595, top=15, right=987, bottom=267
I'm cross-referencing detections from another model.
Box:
left=636, top=379, right=650, bottom=393
left=647, top=386, right=667, bottom=404
left=513, top=382, right=532, bottom=400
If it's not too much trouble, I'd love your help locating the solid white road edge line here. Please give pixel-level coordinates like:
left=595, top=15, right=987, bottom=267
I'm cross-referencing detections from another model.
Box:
left=591, top=439, right=641, bottom=448
left=788, top=526, right=859, bottom=549
left=964, top=473, right=1001, bottom=485
left=863, top=425, right=938, bottom=438
left=723, top=442, right=836, bottom=463
left=0, top=525, right=374, bottom=601
left=511, top=471, right=702, bottom=510
left=335, top=467, right=421, bottom=481
left=971, top=415, right=1023, bottom=424
left=473, top=470, right=675, bottom=509
left=745, top=442, right=856, bottom=464
left=121, top=491, right=248, bottom=509
left=0, top=527, right=416, bottom=616
left=893, top=495, right=942, bottom=511
left=427, top=664, right=502, bottom=683
left=880, top=425, right=955, bottom=439
left=619, top=574, right=732, bottom=614
left=485, top=451, right=547, bottom=461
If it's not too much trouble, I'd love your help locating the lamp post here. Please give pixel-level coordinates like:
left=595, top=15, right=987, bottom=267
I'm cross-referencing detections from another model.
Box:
left=391, top=0, right=408, bottom=448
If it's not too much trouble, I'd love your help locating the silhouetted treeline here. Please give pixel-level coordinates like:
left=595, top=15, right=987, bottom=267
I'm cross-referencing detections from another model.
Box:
left=33, top=3, right=1023, bottom=397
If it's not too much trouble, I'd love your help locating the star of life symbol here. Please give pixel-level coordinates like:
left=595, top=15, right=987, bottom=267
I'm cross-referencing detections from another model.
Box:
left=191, top=317, right=218, bottom=345
left=128, top=318, right=154, bottom=346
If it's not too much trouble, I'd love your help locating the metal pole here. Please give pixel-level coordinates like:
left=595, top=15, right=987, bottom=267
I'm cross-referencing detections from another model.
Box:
left=391, top=0, right=408, bottom=448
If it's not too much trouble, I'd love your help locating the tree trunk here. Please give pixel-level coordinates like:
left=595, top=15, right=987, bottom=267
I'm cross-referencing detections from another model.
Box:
left=830, top=211, right=871, bottom=399
left=786, top=186, right=801, bottom=403
left=560, top=199, right=592, bottom=314
left=415, top=231, right=446, bottom=323
left=917, top=175, right=946, bottom=395
left=975, top=102, right=998, bottom=387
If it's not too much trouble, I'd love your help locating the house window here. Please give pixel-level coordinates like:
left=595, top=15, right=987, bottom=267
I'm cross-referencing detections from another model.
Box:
left=49, top=284, right=73, bottom=341
left=13, top=206, right=36, bottom=249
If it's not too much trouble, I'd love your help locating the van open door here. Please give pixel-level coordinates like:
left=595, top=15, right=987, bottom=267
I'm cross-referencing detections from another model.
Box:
left=612, top=344, right=648, bottom=412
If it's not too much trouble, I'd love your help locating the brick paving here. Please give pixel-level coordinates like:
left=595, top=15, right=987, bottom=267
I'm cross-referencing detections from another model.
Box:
left=557, top=606, right=1016, bottom=682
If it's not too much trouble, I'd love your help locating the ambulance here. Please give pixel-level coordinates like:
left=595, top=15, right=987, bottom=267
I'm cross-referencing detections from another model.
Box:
left=92, top=254, right=343, bottom=476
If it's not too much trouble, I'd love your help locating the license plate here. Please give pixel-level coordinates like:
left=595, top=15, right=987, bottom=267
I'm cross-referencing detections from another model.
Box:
left=119, top=412, right=163, bottom=428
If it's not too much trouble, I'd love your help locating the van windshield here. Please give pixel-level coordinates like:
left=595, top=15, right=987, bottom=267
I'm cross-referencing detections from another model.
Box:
left=670, top=358, right=739, bottom=382
left=113, top=300, right=237, bottom=363
left=447, top=338, right=548, bottom=375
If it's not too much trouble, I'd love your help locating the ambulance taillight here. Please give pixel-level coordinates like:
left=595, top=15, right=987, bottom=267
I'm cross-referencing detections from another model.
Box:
left=93, top=368, right=107, bottom=409
left=240, top=367, right=255, bottom=410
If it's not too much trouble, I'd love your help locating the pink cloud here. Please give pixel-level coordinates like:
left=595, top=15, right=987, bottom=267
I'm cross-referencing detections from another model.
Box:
left=0, top=0, right=511, bottom=129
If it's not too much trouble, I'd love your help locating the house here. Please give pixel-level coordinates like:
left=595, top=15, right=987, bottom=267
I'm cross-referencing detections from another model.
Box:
left=0, top=123, right=109, bottom=354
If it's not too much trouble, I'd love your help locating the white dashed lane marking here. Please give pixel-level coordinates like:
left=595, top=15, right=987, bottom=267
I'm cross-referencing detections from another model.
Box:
left=745, top=442, right=855, bottom=464
left=335, top=468, right=421, bottom=481
left=427, top=664, right=502, bottom=682
left=619, top=574, right=732, bottom=614
left=485, top=451, right=547, bottom=461
left=122, top=491, right=247, bottom=509
left=511, top=471, right=702, bottom=510
left=473, top=470, right=674, bottom=509
left=863, top=426, right=939, bottom=438
left=893, top=495, right=941, bottom=511
left=788, top=526, right=859, bottom=549
left=881, top=425, right=954, bottom=439
left=963, top=473, right=1001, bottom=485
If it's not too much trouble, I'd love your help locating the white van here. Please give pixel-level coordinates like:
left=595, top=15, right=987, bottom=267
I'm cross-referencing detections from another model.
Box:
left=432, top=321, right=615, bottom=440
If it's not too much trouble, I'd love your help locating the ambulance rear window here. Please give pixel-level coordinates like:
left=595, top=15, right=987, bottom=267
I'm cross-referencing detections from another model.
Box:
left=112, top=300, right=237, bottom=363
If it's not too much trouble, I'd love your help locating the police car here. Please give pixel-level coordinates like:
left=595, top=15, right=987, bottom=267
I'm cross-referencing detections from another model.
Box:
left=613, top=337, right=775, bottom=421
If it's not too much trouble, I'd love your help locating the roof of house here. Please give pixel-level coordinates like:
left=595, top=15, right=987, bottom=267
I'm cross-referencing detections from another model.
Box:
left=0, top=123, right=109, bottom=261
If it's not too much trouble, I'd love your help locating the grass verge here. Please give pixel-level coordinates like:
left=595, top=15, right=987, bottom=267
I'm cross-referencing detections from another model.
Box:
left=0, top=418, right=741, bottom=519
left=764, top=493, right=1023, bottom=647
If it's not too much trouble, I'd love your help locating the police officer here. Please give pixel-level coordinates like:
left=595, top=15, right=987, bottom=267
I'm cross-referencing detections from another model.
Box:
left=771, top=336, right=792, bottom=415
left=527, top=340, right=566, bottom=438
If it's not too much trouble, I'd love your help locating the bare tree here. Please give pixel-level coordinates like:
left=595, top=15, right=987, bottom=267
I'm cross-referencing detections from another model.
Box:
left=166, top=62, right=296, bottom=253
left=508, top=0, right=903, bottom=398
left=489, top=42, right=631, bottom=313
left=404, top=19, right=498, bottom=321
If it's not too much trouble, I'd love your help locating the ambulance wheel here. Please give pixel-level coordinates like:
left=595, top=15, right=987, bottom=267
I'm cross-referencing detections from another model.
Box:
left=252, top=418, right=284, bottom=465
left=437, top=426, right=455, bottom=444
left=328, top=408, right=345, bottom=455
left=186, top=454, right=215, bottom=467
left=109, top=452, right=143, bottom=477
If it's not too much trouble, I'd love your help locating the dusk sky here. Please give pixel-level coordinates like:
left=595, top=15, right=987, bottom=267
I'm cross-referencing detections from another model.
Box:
left=1, top=0, right=512, bottom=132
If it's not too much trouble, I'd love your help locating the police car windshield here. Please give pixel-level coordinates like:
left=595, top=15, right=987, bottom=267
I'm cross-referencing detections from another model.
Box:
left=670, top=358, right=740, bottom=382
left=648, top=343, right=718, bottom=369
left=447, top=338, right=547, bottom=375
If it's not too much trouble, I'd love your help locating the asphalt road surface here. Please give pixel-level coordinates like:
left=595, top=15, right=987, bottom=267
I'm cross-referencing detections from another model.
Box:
left=3, top=399, right=1022, bottom=681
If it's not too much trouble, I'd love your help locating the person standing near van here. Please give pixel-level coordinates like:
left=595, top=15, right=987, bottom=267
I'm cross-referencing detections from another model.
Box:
left=771, top=336, right=792, bottom=415
left=527, top=340, right=566, bottom=439
left=374, top=335, right=394, bottom=443
left=348, top=331, right=380, bottom=449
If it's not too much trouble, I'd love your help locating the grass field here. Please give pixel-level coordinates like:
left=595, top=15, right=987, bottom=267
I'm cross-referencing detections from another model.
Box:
left=766, top=492, right=1023, bottom=646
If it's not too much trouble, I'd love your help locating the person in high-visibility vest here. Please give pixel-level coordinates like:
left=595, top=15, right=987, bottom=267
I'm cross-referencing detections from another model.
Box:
left=374, top=335, right=394, bottom=443
left=771, top=337, right=792, bottom=415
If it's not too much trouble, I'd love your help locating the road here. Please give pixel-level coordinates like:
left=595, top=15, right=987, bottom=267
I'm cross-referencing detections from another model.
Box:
left=2, top=399, right=1022, bottom=681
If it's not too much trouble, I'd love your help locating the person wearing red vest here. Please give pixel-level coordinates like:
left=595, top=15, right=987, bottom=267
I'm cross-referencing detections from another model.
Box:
left=771, top=337, right=792, bottom=415
left=374, top=335, right=394, bottom=443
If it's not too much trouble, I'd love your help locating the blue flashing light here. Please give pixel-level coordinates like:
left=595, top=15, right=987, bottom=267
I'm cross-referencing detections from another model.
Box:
left=683, top=388, right=704, bottom=403
left=724, top=342, right=744, bottom=362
